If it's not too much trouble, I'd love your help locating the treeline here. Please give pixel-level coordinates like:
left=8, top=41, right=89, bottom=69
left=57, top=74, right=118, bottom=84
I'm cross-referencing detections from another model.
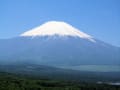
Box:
left=0, top=72, right=120, bottom=90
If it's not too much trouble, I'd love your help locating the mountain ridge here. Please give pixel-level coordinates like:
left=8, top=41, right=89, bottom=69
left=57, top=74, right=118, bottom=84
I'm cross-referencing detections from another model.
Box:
left=0, top=21, right=119, bottom=66
left=20, top=21, right=95, bottom=42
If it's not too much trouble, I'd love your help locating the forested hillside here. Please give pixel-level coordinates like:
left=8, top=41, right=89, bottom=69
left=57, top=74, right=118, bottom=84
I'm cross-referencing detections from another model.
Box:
left=0, top=72, right=120, bottom=90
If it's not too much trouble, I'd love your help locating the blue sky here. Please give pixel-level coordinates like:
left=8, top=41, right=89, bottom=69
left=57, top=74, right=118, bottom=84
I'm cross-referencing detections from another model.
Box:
left=0, top=0, right=120, bottom=47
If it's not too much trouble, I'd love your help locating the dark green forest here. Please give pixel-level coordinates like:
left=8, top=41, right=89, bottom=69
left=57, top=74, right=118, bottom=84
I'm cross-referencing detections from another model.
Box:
left=0, top=72, right=120, bottom=90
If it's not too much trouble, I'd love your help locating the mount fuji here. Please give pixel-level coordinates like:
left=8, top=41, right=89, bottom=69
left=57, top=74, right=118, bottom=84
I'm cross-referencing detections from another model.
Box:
left=0, top=21, right=119, bottom=66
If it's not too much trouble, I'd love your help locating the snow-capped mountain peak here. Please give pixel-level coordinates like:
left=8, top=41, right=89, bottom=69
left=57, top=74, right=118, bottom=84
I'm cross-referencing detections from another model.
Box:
left=20, top=21, right=95, bottom=42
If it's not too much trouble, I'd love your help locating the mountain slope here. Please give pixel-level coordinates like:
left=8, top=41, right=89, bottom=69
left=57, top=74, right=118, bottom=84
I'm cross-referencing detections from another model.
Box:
left=0, top=21, right=119, bottom=66
left=20, top=21, right=95, bottom=42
